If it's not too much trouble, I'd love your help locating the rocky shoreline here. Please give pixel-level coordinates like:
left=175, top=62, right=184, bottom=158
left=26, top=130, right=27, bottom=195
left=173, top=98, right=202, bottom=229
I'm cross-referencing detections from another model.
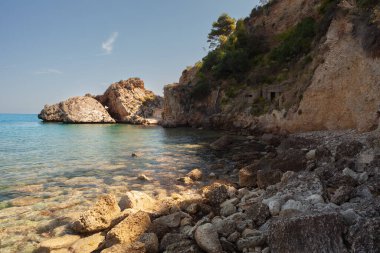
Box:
left=35, top=129, right=380, bottom=253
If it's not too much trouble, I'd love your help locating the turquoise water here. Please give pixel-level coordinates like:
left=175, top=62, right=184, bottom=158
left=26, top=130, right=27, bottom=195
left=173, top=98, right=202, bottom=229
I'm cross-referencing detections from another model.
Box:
left=0, top=114, right=224, bottom=252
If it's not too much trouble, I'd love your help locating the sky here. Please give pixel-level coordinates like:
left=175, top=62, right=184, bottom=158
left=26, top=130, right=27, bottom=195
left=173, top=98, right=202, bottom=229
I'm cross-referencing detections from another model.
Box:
left=0, top=0, right=260, bottom=113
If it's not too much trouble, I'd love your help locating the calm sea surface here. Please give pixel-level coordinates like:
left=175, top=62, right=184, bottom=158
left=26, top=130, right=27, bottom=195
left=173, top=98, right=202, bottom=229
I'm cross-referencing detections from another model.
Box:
left=0, top=114, right=224, bottom=252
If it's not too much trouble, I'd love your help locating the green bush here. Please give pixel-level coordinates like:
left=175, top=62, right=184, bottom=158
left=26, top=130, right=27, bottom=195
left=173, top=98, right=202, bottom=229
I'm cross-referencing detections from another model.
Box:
left=270, top=17, right=316, bottom=63
left=357, top=0, right=378, bottom=8
left=190, top=80, right=212, bottom=100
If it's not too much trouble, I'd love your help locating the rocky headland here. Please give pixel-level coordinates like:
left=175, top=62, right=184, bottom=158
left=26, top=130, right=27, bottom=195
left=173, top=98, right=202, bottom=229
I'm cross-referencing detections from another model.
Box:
left=34, top=130, right=380, bottom=253
left=38, top=78, right=163, bottom=125
left=161, top=0, right=380, bottom=134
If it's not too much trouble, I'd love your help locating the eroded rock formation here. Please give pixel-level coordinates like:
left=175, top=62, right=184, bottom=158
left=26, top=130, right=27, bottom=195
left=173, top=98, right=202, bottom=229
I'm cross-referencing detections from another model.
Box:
left=38, top=96, right=115, bottom=123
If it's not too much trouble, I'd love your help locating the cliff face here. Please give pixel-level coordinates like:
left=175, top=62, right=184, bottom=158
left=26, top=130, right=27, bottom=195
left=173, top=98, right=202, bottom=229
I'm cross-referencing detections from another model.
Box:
left=162, top=0, right=380, bottom=133
left=39, top=78, right=163, bottom=124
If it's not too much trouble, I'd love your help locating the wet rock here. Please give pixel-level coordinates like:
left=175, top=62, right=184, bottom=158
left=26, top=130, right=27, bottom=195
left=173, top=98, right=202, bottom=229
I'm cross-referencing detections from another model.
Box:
left=38, top=235, right=81, bottom=251
left=203, top=183, right=229, bottom=206
left=137, top=174, right=151, bottom=181
left=139, top=233, right=159, bottom=253
left=69, top=232, right=104, bottom=253
left=101, top=241, right=145, bottom=253
left=186, top=203, right=198, bottom=214
left=256, top=169, right=283, bottom=189
left=118, top=191, right=156, bottom=212
left=331, top=186, right=354, bottom=205
left=268, top=213, right=348, bottom=253
left=105, top=211, right=150, bottom=247
left=177, top=176, right=194, bottom=185
left=210, top=135, right=234, bottom=150
left=194, top=223, right=223, bottom=253
left=187, top=168, right=203, bottom=181
left=72, top=194, right=121, bottom=233
left=239, top=164, right=258, bottom=187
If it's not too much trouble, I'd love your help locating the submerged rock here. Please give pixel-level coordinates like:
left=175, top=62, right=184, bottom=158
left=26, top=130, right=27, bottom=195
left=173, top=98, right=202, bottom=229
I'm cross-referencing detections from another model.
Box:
left=38, top=96, right=115, bottom=123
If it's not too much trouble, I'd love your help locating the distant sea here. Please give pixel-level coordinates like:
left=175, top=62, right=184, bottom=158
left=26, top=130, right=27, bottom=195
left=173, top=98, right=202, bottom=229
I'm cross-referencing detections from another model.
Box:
left=0, top=114, right=223, bottom=252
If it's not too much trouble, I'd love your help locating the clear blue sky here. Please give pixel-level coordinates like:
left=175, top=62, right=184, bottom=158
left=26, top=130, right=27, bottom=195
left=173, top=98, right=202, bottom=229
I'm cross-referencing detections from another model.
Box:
left=0, top=0, right=259, bottom=113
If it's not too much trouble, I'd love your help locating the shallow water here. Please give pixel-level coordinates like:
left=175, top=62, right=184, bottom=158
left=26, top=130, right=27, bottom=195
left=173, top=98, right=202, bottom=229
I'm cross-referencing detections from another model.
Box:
left=0, top=114, right=225, bottom=252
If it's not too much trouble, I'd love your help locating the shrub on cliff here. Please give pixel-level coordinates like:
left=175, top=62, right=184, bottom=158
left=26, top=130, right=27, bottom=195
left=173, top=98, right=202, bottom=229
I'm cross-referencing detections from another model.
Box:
left=270, top=17, right=317, bottom=63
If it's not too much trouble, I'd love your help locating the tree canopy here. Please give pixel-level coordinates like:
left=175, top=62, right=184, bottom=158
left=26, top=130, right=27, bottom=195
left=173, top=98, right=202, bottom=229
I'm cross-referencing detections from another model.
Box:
left=207, top=13, right=236, bottom=49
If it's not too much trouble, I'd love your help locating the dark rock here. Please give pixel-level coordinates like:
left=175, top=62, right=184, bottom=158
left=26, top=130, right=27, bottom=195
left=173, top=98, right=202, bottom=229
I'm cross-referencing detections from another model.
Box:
left=239, top=163, right=259, bottom=187
left=245, top=202, right=271, bottom=227
left=268, top=213, right=348, bottom=253
left=210, top=135, right=234, bottom=150
left=330, top=186, right=355, bottom=205
left=160, top=233, right=188, bottom=251
left=271, top=149, right=307, bottom=173
left=257, top=169, right=283, bottom=189
left=346, top=217, right=380, bottom=253
left=335, top=140, right=364, bottom=161
left=203, top=183, right=229, bottom=206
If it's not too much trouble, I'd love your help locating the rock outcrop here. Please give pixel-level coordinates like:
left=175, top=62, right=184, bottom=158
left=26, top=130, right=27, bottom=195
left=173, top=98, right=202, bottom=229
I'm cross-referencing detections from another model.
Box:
left=38, top=96, right=115, bottom=123
left=39, top=78, right=163, bottom=125
left=96, top=78, right=163, bottom=125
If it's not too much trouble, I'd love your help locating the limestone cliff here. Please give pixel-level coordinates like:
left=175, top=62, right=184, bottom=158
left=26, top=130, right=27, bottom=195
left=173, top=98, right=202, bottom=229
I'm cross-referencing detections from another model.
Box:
left=39, top=78, right=163, bottom=124
left=162, top=0, right=380, bottom=133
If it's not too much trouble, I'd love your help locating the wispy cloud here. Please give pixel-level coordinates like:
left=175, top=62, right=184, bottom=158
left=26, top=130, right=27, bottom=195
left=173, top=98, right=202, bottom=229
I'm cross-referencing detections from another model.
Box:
left=33, top=69, right=63, bottom=75
left=102, top=32, right=118, bottom=55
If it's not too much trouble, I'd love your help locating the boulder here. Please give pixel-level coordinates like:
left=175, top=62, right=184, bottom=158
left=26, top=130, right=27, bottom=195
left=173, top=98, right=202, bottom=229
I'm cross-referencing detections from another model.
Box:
left=118, top=191, right=157, bottom=212
left=38, top=96, right=115, bottom=123
left=72, top=194, right=121, bottom=233
left=268, top=213, right=348, bottom=253
left=105, top=211, right=151, bottom=247
left=271, top=149, right=307, bottom=172
left=96, top=78, right=163, bottom=124
left=194, top=223, right=223, bottom=253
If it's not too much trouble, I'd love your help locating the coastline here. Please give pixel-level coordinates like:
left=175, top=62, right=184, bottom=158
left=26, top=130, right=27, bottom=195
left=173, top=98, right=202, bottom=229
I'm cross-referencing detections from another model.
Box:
left=30, top=128, right=380, bottom=253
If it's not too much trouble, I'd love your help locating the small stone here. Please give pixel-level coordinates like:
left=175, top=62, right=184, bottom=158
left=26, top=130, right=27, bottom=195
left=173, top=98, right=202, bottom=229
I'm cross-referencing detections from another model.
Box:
left=195, top=223, right=223, bottom=253
left=227, top=231, right=241, bottom=243
left=137, top=173, right=151, bottom=181
left=262, top=247, right=270, bottom=253
left=343, top=167, right=359, bottom=181
left=208, top=172, right=217, bottom=179
left=187, top=168, right=203, bottom=181
left=340, top=209, right=359, bottom=225
left=281, top=199, right=304, bottom=212
left=358, top=172, right=369, bottom=184
left=306, top=149, right=316, bottom=160
left=331, top=186, right=354, bottom=205
left=237, top=235, right=267, bottom=250
left=220, top=203, right=237, bottom=217
left=186, top=203, right=198, bottom=214
left=306, top=194, right=324, bottom=204
left=267, top=200, right=280, bottom=216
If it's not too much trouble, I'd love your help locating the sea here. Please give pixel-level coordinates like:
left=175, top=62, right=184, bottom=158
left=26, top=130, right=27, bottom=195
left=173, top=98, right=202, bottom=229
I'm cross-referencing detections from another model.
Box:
left=0, top=114, right=224, bottom=252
